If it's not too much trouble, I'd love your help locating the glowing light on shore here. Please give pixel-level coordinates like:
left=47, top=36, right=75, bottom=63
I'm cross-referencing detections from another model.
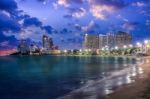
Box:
left=144, top=40, right=149, bottom=44
left=79, top=49, right=82, bottom=52
left=64, top=49, right=67, bottom=53
left=129, top=44, right=133, bottom=48
left=88, top=49, right=91, bottom=51
left=85, top=49, right=88, bottom=52
left=123, top=45, right=127, bottom=49
left=101, top=47, right=104, bottom=51
left=115, top=46, right=118, bottom=50
left=136, top=42, right=142, bottom=47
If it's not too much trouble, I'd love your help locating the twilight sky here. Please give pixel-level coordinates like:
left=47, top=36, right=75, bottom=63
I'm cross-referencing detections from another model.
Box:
left=0, top=0, right=150, bottom=50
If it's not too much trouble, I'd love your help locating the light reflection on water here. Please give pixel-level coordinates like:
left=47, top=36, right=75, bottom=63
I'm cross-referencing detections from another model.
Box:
left=59, top=58, right=145, bottom=99
left=0, top=56, right=145, bottom=99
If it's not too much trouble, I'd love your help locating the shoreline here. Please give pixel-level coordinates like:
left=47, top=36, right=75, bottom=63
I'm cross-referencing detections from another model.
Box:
left=104, top=56, right=150, bottom=99
left=57, top=56, right=144, bottom=99
left=8, top=54, right=140, bottom=58
left=57, top=56, right=148, bottom=99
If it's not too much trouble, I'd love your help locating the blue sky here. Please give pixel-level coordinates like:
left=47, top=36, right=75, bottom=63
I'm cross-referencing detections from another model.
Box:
left=0, top=0, right=150, bottom=50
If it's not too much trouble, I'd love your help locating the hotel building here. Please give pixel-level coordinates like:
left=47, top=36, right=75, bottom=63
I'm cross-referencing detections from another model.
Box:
left=115, top=31, right=132, bottom=48
left=84, top=31, right=132, bottom=50
left=84, top=34, right=99, bottom=50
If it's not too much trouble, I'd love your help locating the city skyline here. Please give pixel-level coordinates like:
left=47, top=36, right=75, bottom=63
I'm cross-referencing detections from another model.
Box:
left=0, top=0, right=150, bottom=52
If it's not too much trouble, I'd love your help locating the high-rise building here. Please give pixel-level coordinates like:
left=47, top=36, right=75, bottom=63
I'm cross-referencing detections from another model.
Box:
left=84, top=34, right=99, bottom=49
left=115, top=31, right=132, bottom=48
left=42, top=34, right=49, bottom=50
left=99, top=34, right=108, bottom=49
left=84, top=31, right=132, bottom=50
left=107, top=33, right=115, bottom=48
left=49, top=38, right=54, bottom=49
left=42, top=34, right=54, bottom=50
left=18, top=39, right=30, bottom=54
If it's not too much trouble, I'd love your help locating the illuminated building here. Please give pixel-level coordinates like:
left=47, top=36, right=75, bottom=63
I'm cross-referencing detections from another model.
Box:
left=107, top=33, right=115, bottom=48
left=42, top=34, right=54, bottom=50
left=84, top=31, right=132, bottom=50
left=99, top=34, right=108, bottom=49
left=30, top=44, right=39, bottom=52
left=115, top=31, right=132, bottom=48
left=42, top=34, right=49, bottom=50
left=18, top=39, right=30, bottom=54
left=84, top=34, right=99, bottom=50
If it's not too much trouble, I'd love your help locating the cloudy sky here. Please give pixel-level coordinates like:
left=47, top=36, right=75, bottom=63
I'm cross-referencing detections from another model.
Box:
left=0, top=0, right=150, bottom=50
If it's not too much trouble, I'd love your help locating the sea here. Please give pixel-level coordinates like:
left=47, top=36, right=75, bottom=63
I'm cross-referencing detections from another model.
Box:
left=0, top=55, right=144, bottom=99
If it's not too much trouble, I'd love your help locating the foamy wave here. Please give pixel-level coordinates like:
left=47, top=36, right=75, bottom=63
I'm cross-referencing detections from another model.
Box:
left=58, top=61, right=144, bottom=99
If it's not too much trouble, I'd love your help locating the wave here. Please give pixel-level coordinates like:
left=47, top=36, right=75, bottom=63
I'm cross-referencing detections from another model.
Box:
left=58, top=59, right=145, bottom=99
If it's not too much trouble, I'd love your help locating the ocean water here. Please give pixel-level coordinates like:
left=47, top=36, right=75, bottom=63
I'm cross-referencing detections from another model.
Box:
left=0, top=56, right=143, bottom=99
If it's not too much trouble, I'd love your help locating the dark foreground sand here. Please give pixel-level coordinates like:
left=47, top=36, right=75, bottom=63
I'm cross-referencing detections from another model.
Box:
left=104, top=57, right=150, bottom=99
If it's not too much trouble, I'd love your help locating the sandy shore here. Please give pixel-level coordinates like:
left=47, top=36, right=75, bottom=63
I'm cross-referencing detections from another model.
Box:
left=104, top=56, right=150, bottom=99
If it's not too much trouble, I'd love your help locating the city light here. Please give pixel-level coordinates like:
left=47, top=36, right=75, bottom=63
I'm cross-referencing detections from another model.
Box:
left=144, top=40, right=149, bottom=44
left=136, top=42, right=142, bottom=47
left=101, top=48, right=105, bottom=51
left=88, top=49, right=91, bottom=51
left=115, top=46, right=118, bottom=50
left=144, top=40, right=148, bottom=44
left=64, top=50, right=67, bottom=53
left=129, top=44, right=133, bottom=48
left=85, top=49, right=88, bottom=52
left=79, top=49, right=82, bottom=52
left=123, top=45, right=127, bottom=49
left=71, top=50, right=73, bottom=52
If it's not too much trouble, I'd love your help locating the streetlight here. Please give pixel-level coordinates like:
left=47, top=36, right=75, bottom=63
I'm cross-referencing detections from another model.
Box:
left=101, top=47, right=104, bottom=51
left=85, top=49, right=88, bottom=52
left=123, top=45, right=127, bottom=49
left=144, top=40, right=149, bottom=44
left=64, top=49, right=67, bottom=53
left=88, top=49, right=91, bottom=51
left=129, top=44, right=133, bottom=48
left=136, top=42, right=142, bottom=47
left=115, top=46, right=118, bottom=50
left=79, top=49, right=82, bottom=52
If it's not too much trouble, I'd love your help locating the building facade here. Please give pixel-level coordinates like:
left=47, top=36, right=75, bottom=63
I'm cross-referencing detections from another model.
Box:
left=99, top=34, right=108, bottom=49
left=18, top=39, right=30, bottom=54
left=115, top=31, right=132, bottom=48
left=42, top=34, right=54, bottom=50
left=84, top=34, right=99, bottom=50
left=84, top=31, right=132, bottom=50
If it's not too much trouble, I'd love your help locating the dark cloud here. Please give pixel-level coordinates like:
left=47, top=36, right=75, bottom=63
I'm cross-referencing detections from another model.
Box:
left=60, top=28, right=69, bottom=34
left=23, top=17, right=42, bottom=27
left=74, top=24, right=82, bottom=31
left=43, top=26, right=53, bottom=34
left=64, top=14, right=72, bottom=19
left=66, top=37, right=82, bottom=43
left=0, top=0, right=17, bottom=13
left=0, top=32, right=18, bottom=50
left=0, top=12, right=21, bottom=33
left=0, top=0, right=57, bottom=49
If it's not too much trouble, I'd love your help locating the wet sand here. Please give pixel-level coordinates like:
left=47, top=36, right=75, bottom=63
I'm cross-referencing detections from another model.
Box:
left=104, top=56, right=150, bottom=99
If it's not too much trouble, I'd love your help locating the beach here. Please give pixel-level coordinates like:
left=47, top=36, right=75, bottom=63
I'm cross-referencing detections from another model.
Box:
left=104, top=56, right=150, bottom=99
